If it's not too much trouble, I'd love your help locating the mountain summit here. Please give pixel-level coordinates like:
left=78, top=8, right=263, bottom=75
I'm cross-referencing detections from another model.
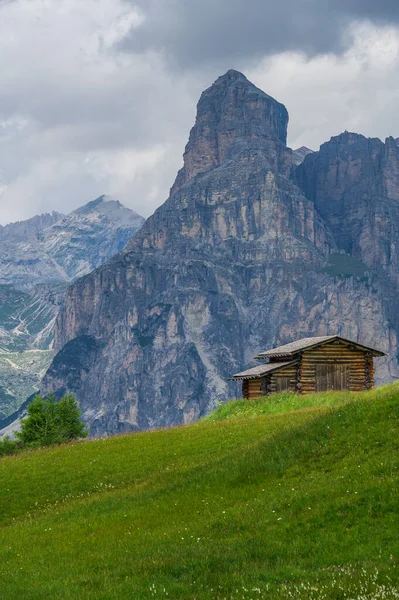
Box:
left=39, top=195, right=144, bottom=281
left=40, top=72, right=398, bottom=437
left=172, top=70, right=288, bottom=192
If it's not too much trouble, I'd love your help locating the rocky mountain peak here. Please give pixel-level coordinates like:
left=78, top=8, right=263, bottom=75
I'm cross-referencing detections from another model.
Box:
left=296, top=130, right=399, bottom=285
left=72, top=195, right=108, bottom=215
left=171, top=69, right=289, bottom=192
left=216, top=68, right=248, bottom=82
left=292, top=146, right=314, bottom=165
left=67, top=195, right=143, bottom=228
left=0, top=197, right=145, bottom=290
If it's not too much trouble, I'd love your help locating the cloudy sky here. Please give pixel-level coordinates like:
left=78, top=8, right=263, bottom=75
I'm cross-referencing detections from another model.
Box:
left=1, top=0, right=399, bottom=224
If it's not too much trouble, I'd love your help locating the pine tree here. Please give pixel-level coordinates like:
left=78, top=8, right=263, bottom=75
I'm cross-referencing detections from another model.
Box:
left=56, top=394, right=87, bottom=442
left=17, top=394, right=87, bottom=447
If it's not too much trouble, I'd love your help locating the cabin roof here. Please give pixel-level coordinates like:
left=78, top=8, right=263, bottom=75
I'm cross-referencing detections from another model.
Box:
left=231, top=360, right=298, bottom=380
left=254, top=335, right=385, bottom=359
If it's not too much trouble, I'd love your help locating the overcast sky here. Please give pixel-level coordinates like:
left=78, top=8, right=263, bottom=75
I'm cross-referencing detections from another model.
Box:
left=1, top=0, right=399, bottom=224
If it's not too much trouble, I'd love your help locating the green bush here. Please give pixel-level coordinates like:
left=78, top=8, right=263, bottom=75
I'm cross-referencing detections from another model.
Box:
left=0, top=435, right=21, bottom=457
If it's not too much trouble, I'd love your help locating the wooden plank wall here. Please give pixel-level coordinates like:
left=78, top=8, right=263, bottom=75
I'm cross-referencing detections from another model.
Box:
left=269, top=364, right=298, bottom=394
left=242, top=363, right=299, bottom=399
left=300, top=343, right=369, bottom=393
left=246, top=378, right=263, bottom=399
left=365, top=355, right=375, bottom=390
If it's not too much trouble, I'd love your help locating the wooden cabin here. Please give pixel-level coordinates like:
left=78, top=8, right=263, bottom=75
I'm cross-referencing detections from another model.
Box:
left=232, top=336, right=385, bottom=399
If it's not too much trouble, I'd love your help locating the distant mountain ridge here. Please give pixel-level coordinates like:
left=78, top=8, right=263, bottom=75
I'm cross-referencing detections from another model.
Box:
left=0, top=195, right=144, bottom=290
left=0, top=196, right=144, bottom=418
left=0, top=212, right=63, bottom=239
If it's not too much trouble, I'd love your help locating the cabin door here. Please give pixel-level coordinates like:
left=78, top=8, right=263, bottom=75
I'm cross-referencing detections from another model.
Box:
left=275, top=377, right=291, bottom=392
left=315, top=364, right=349, bottom=392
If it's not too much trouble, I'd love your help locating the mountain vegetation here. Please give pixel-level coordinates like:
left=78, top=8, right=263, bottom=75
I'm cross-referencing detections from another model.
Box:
left=0, top=385, right=398, bottom=599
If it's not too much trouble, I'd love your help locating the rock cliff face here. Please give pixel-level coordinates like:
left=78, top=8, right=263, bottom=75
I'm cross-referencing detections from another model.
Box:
left=171, top=70, right=290, bottom=192
left=296, top=132, right=399, bottom=286
left=0, top=198, right=144, bottom=418
left=41, top=70, right=399, bottom=436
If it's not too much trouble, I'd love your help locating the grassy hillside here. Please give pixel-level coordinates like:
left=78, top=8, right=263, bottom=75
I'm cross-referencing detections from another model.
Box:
left=0, top=386, right=398, bottom=599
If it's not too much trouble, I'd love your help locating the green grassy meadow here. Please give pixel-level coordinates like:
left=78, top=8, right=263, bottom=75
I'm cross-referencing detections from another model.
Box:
left=0, top=386, right=398, bottom=599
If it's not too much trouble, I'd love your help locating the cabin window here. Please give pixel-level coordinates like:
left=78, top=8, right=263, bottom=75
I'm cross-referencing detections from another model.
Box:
left=315, top=364, right=349, bottom=392
left=275, top=376, right=291, bottom=392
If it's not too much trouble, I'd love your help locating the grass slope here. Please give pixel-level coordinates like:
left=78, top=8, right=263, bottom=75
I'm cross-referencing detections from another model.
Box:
left=0, top=387, right=398, bottom=599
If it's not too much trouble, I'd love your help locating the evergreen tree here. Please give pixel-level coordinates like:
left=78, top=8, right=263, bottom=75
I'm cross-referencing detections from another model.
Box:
left=56, top=394, right=88, bottom=442
left=17, top=393, right=87, bottom=447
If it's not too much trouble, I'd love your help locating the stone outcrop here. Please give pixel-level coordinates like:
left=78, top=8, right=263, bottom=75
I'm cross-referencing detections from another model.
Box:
left=40, top=71, right=399, bottom=437
left=171, top=70, right=290, bottom=192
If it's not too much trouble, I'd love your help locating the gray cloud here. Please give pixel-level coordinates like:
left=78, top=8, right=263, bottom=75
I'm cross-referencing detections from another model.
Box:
left=1, top=0, right=399, bottom=226
left=0, top=0, right=203, bottom=224
left=120, top=0, right=399, bottom=69
left=336, top=0, right=399, bottom=20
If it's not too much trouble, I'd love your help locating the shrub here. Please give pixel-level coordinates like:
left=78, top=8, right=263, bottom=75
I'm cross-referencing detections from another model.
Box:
left=0, top=436, right=21, bottom=457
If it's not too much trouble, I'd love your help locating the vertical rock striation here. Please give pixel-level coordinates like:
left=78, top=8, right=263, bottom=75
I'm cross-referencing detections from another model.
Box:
left=41, top=71, right=399, bottom=436
left=296, top=132, right=399, bottom=286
